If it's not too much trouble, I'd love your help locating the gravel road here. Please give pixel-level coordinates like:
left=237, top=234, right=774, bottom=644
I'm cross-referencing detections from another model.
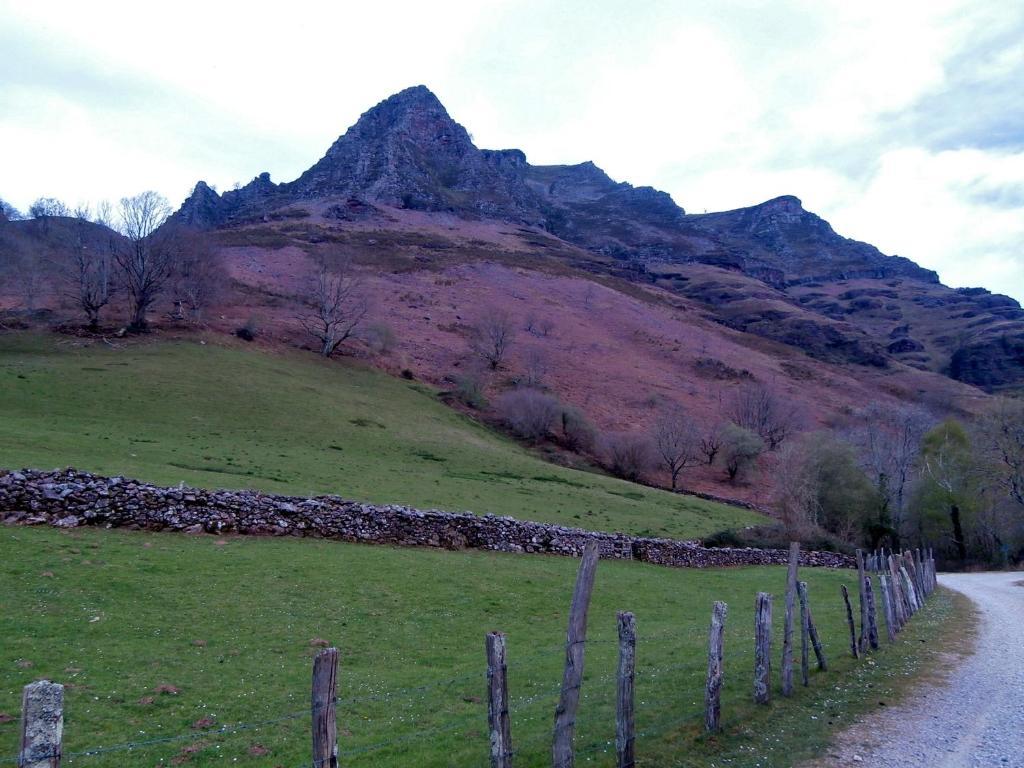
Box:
left=811, top=571, right=1024, bottom=767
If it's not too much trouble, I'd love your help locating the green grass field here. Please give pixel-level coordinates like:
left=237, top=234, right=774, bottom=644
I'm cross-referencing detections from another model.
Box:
left=0, top=332, right=967, bottom=766
left=0, top=526, right=963, bottom=767
left=0, top=333, right=762, bottom=538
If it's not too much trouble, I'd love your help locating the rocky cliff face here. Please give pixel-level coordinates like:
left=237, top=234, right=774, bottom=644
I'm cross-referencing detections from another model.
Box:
left=168, top=85, right=1024, bottom=391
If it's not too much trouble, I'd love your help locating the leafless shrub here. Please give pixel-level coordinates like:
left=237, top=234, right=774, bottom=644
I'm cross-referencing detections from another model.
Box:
left=560, top=406, right=597, bottom=453
left=495, top=388, right=561, bottom=441
left=603, top=431, right=655, bottom=482
left=450, top=368, right=488, bottom=409
left=652, top=406, right=700, bottom=490
left=362, top=322, right=397, bottom=355
left=514, top=348, right=549, bottom=389
left=726, top=383, right=800, bottom=450
left=470, top=307, right=516, bottom=370
left=298, top=258, right=369, bottom=357
left=525, top=314, right=555, bottom=338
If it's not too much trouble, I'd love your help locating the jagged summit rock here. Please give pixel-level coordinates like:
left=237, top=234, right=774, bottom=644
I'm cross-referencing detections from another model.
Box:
left=167, top=85, right=937, bottom=289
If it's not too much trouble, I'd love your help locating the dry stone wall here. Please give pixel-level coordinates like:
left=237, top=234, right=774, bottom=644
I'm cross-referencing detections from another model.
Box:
left=0, top=468, right=854, bottom=569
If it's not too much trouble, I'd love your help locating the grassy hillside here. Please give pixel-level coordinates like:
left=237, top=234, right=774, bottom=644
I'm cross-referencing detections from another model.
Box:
left=0, top=332, right=761, bottom=538
left=0, top=526, right=960, bottom=767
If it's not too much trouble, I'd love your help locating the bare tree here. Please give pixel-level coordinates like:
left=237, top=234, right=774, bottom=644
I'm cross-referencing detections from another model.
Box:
left=65, top=218, right=113, bottom=329
left=721, top=423, right=764, bottom=482
left=845, top=403, right=932, bottom=545
left=94, top=200, right=114, bottom=229
left=603, top=432, right=655, bottom=482
left=299, top=259, right=368, bottom=357
left=652, top=406, right=700, bottom=490
left=170, top=231, right=227, bottom=323
left=517, top=347, right=549, bottom=389
left=113, top=191, right=176, bottom=331
left=977, top=399, right=1024, bottom=509
left=699, top=422, right=724, bottom=465
left=726, top=383, right=800, bottom=450
left=28, top=197, right=70, bottom=219
left=470, top=307, right=516, bottom=370
left=0, top=198, right=22, bottom=221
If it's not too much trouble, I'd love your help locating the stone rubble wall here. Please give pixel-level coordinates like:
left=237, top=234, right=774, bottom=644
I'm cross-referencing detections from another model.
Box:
left=0, top=468, right=854, bottom=569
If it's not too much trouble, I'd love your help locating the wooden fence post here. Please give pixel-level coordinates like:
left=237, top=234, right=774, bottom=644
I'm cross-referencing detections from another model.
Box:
left=864, top=575, right=879, bottom=651
left=888, top=555, right=908, bottom=627
left=902, top=553, right=919, bottom=612
left=753, top=592, right=772, bottom=704
left=798, top=581, right=810, bottom=686
left=878, top=574, right=896, bottom=643
left=705, top=601, right=728, bottom=733
left=900, top=565, right=919, bottom=615
left=552, top=541, right=600, bottom=768
left=486, top=632, right=513, bottom=768
left=311, top=647, right=339, bottom=768
left=855, top=549, right=869, bottom=654
left=798, top=582, right=827, bottom=671
left=616, top=612, right=636, bottom=768
left=19, top=680, right=63, bottom=768
left=781, top=542, right=799, bottom=697
left=912, top=549, right=926, bottom=600
left=840, top=585, right=860, bottom=659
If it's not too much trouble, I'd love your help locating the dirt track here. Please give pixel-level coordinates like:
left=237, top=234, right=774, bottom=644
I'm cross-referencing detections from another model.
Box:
left=811, top=571, right=1024, bottom=767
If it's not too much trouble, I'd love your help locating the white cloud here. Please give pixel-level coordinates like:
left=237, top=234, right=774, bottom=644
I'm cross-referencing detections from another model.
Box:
left=829, top=147, right=1024, bottom=296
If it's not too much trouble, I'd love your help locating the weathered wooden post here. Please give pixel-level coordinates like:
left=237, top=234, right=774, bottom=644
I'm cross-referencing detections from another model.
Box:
left=798, top=582, right=827, bottom=671
left=781, top=542, right=799, bottom=696
left=902, top=552, right=920, bottom=612
left=888, top=554, right=908, bottom=626
left=917, top=548, right=933, bottom=606
left=900, top=565, right=919, bottom=615
left=840, top=585, right=860, bottom=659
left=855, top=549, right=869, bottom=654
left=19, top=680, right=63, bottom=768
left=753, top=592, right=772, bottom=704
left=878, top=574, right=897, bottom=643
left=552, top=541, right=600, bottom=768
left=864, top=575, right=880, bottom=651
left=705, top=601, right=727, bottom=733
left=616, top=612, right=636, bottom=768
left=798, top=581, right=810, bottom=686
left=486, top=632, right=513, bottom=768
left=311, top=647, right=339, bottom=768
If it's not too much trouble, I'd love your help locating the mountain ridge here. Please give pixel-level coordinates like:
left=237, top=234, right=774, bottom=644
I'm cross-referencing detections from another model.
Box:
left=168, top=84, right=1024, bottom=391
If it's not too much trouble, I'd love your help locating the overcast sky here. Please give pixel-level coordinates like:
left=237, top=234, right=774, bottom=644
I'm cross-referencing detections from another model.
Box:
left=2, top=0, right=1022, bottom=300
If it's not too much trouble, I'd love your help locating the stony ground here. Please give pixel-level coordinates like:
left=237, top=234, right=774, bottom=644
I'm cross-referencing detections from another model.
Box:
left=810, top=571, right=1024, bottom=767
